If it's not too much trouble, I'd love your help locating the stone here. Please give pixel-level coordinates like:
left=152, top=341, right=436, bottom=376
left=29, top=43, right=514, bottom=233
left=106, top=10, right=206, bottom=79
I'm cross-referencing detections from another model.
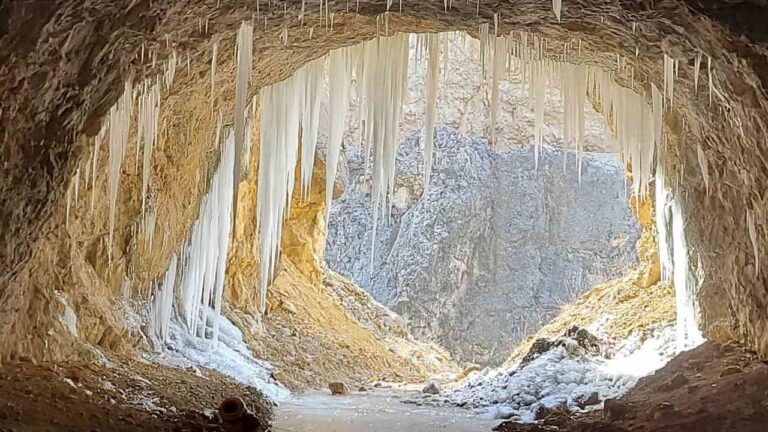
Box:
left=422, top=382, right=441, bottom=395
left=358, top=386, right=367, bottom=392
left=661, top=372, right=689, bottom=391
left=604, top=399, right=630, bottom=421
left=720, top=365, right=743, bottom=377
left=328, top=382, right=349, bottom=395
left=271, top=370, right=287, bottom=383
left=576, top=392, right=601, bottom=409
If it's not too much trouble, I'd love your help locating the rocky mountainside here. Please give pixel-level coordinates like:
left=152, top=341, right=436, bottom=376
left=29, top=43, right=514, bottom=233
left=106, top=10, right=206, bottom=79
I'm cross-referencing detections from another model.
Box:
left=326, top=126, right=640, bottom=365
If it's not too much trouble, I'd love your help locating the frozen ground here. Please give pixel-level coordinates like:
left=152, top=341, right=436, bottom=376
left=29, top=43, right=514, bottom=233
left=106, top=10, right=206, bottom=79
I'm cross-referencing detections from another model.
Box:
left=147, top=311, right=290, bottom=402
left=439, top=325, right=681, bottom=423
left=273, top=389, right=500, bottom=432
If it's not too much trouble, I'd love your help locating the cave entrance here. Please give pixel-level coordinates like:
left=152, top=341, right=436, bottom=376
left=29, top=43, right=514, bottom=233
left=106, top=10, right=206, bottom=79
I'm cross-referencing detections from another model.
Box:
left=325, top=31, right=651, bottom=369
left=12, top=0, right=768, bottom=430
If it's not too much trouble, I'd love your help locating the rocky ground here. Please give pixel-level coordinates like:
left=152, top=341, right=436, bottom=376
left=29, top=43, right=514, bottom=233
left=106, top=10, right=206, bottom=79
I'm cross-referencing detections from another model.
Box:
left=493, top=341, right=768, bottom=432
left=0, top=355, right=272, bottom=432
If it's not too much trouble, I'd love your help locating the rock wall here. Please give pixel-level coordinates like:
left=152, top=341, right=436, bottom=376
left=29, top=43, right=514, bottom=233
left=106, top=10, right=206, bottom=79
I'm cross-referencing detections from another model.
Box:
left=326, top=126, right=640, bottom=365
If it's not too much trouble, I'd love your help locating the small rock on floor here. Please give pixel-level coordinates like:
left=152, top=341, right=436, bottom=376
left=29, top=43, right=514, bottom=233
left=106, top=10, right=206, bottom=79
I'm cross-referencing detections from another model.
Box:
left=422, top=382, right=441, bottom=395
left=329, top=382, right=349, bottom=395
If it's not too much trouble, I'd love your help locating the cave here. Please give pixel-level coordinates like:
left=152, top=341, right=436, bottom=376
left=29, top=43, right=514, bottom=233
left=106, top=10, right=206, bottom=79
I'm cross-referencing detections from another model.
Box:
left=1, top=1, right=767, bottom=431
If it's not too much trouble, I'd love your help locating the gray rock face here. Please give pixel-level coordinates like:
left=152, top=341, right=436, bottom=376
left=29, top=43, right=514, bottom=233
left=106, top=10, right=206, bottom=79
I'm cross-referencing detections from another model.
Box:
left=325, top=126, right=640, bottom=365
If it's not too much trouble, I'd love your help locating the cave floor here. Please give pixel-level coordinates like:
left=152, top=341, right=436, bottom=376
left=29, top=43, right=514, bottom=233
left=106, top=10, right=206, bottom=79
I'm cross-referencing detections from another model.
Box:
left=272, top=389, right=500, bottom=432
left=0, top=356, right=271, bottom=432
left=496, top=341, right=768, bottom=432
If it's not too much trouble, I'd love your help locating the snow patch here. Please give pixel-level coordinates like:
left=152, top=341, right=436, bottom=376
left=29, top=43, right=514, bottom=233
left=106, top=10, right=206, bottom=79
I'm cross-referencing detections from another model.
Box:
left=444, top=325, right=681, bottom=422
left=150, top=309, right=289, bottom=403
left=55, top=291, right=78, bottom=337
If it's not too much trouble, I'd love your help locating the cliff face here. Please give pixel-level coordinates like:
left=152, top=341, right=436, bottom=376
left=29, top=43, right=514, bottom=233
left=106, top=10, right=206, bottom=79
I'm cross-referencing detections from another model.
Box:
left=326, top=126, right=640, bottom=365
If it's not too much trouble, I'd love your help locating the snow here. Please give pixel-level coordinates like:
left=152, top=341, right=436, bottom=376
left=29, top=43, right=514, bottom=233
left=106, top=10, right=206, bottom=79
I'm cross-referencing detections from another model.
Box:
left=55, top=291, right=78, bottom=337
left=443, top=326, right=680, bottom=423
left=151, top=309, right=289, bottom=403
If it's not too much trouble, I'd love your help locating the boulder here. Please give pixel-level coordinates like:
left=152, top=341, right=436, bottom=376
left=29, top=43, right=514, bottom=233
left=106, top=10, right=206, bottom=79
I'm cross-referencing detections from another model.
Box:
left=422, top=382, right=441, bottom=395
left=328, top=382, right=349, bottom=395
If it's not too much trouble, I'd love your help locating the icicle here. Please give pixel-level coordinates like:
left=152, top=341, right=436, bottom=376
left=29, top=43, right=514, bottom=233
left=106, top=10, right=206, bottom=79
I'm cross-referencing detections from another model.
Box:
left=280, top=27, right=288, bottom=45
left=652, top=83, right=663, bottom=150
left=300, top=57, right=325, bottom=199
left=139, top=80, right=161, bottom=218
left=66, top=181, right=72, bottom=228
left=150, top=254, right=177, bottom=343
left=145, top=204, right=157, bottom=249
left=747, top=209, right=760, bottom=277
left=479, top=23, right=490, bottom=78
left=91, top=125, right=106, bottom=212
left=490, top=36, right=506, bottom=147
left=707, top=55, right=713, bottom=106
left=165, top=49, right=177, bottom=89
left=107, top=80, right=135, bottom=263
left=552, top=0, right=562, bottom=22
left=325, top=48, right=352, bottom=225
left=233, top=21, right=254, bottom=223
left=257, top=68, right=303, bottom=314
left=211, top=42, right=219, bottom=111
left=562, top=63, right=587, bottom=181
left=73, top=168, right=80, bottom=205
left=663, top=54, right=675, bottom=107
left=423, top=34, right=440, bottom=187
left=175, top=127, right=236, bottom=344
left=696, top=143, right=709, bottom=195
left=693, top=52, right=702, bottom=93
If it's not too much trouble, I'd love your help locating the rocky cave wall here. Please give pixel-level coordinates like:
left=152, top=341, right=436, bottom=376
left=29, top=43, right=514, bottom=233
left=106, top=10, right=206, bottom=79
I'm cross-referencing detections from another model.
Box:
left=1, top=0, right=768, bottom=361
left=326, top=126, right=640, bottom=365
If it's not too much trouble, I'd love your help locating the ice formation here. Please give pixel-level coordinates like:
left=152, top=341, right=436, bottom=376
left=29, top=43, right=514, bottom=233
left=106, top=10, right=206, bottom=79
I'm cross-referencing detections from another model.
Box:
left=107, top=80, right=135, bottom=263
left=423, top=33, right=439, bottom=186
left=149, top=254, right=177, bottom=342
left=179, top=129, right=235, bottom=344
left=671, top=193, right=703, bottom=350
left=552, top=0, right=562, bottom=22
left=694, top=52, right=702, bottom=93
left=91, top=123, right=106, bottom=212
left=325, top=48, right=352, bottom=224
left=257, top=57, right=306, bottom=313
left=300, top=57, right=325, bottom=199
left=210, top=41, right=219, bottom=110
left=443, top=326, right=678, bottom=423
left=152, top=309, right=289, bottom=402
left=747, top=209, right=759, bottom=277
left=138, top=80, right=161, bottom=219
left=233, top=21, right=254, bottom=222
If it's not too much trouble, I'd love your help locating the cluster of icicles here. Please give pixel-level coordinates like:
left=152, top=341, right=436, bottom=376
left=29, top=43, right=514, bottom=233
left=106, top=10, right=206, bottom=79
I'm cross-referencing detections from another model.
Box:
left=253, top=26, right=676, bottom=314
left=65, top=4, right=726, bottom=350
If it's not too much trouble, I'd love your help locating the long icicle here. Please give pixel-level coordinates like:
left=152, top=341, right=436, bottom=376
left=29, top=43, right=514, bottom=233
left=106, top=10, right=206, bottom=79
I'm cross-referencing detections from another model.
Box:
left=423, top=33, right=440, bottom=188
left=233, top=21, right=254, bottom=223
left=107, top=79, right=134, bottom=263
left=325, top=48, right=352, bottom=225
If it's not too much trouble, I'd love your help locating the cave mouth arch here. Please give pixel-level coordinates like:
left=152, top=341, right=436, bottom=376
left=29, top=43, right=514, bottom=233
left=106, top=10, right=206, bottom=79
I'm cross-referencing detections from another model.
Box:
left=1, top=0, right=766, bottom=389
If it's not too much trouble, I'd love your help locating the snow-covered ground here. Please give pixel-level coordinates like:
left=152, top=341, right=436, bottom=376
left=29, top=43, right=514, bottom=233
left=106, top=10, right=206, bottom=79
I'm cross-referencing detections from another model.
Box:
left=439, top=325, right=682, bottom=423
left=147, top=311, right=290, bottom=403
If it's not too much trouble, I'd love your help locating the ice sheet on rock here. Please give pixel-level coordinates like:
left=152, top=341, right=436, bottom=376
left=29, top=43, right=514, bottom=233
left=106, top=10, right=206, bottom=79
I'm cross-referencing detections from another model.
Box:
left=152, top=309, right=289, bottom=403
left=443, top=326, right=679, bottom=422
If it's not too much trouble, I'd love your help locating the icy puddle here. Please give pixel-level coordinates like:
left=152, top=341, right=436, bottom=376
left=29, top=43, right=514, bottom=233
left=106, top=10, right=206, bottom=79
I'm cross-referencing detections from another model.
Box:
left=272, top=389, right=500, bottom=432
